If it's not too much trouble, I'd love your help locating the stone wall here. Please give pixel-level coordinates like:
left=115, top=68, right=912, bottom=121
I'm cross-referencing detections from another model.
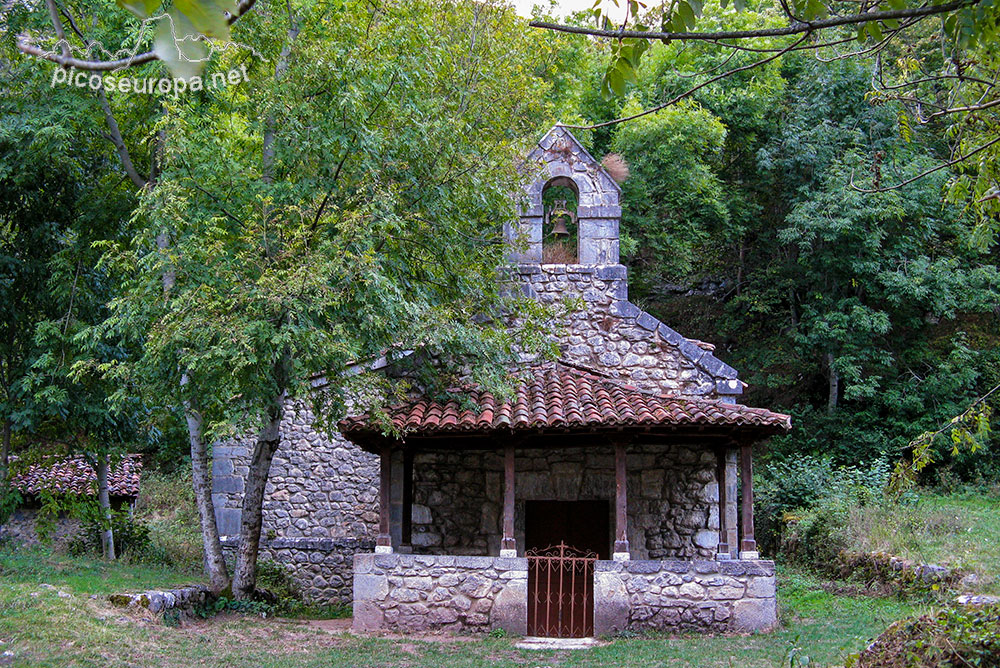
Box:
left=212, top=400, right=380, bottom=603
left=353, top=553, right=527, bottom=634
left=355, top=555, right=776, bottom=636
left=594, top=559, right=777, bottom=634
left=0, top=508, right=81, bottom=548
left=514, top=264, right=743, bottom=400
left=109, top=584, right=216, bottom=620
left=220, top=536, right=376, bottom=604
left=409, top=443, right=720, bottom=560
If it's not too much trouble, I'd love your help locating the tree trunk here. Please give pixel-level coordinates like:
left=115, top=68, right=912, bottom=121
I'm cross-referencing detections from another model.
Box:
left=182, top=372, right=231, bottom=592
left=232, top=392, right=285, bottom=599
left=96, top=454, right=115, bottom=560
left=1, top=418, right=9, bottom=483
left=826, top=351, right=839, bottom=414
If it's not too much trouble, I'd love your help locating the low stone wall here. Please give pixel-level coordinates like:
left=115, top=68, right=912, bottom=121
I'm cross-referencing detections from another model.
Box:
left=222, top=536, right=374, bottom=604
left=1, top=508, right=81, bottom=547
left=353, top=553, right=528, bottom=634
left=354, top=554, right=776, bottom=637
left=594, top=559, right=776, bottom=634
left=109, top=584, right=215, bottom=619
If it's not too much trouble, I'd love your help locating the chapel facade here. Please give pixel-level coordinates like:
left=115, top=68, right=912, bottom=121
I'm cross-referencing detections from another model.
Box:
left=212, top=126, right=790, bottom=637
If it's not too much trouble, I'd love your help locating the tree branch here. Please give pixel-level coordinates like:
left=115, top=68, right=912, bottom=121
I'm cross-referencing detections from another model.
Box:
left=559, top=34, right=810, bottom=130
left=530, top=1, right=976, bottom=42
left=17, top=0, right=258, bottom=71
left=850, top=135, right=1000, bottom=192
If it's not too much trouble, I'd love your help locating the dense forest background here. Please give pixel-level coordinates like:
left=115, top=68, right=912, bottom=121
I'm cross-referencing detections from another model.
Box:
left=536, top=6, right=1000, bottom=486
left=1, top=0, right=998, bottom=565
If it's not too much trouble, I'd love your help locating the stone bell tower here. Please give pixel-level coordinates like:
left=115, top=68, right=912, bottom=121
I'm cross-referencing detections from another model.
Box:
left=506, top=125, right=622, bottom=265
left=505, top=125, right=745, bottom=403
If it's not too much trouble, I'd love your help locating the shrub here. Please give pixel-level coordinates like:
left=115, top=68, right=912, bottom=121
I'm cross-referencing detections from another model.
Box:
left=756, top=456, right=890, bottom=562
left=68, top=506, right=153, bottom=559
left=133, top=469, right=202, bottom=571
left=850, top=603, right=1000, bottom=667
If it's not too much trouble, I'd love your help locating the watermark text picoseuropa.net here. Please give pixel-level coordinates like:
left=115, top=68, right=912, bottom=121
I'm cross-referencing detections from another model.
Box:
left=51, top=64, right=250, bottom=98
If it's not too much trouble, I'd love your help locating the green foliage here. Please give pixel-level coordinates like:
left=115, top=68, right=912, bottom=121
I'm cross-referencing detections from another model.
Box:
left=67, top=504, right=153, bottom=560
left=756, top=456, right=891, bottom=559
left=0, top=484, right=20, bottom=527
left=133, top=469, right=202, bottom=570
left=611, top=97, right=729, bottom=285
left=851, top=604, right=1000, bottom=668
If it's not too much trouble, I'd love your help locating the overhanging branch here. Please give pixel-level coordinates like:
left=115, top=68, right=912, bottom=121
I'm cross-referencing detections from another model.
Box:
left=529, top=0, right=977, bottom=42
left=16, top=0, right=258, bottom=71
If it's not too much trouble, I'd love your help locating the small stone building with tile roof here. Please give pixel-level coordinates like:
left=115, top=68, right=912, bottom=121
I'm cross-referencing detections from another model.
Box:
left=211, top=126, right=791, bottom=637
left=2, top=455, right=143, bottom=546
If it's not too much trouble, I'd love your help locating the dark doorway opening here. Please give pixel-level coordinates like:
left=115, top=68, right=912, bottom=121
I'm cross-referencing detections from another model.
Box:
left=525, top=500, right=610, bottom=558
left=525, top=500, right=609, bottom=638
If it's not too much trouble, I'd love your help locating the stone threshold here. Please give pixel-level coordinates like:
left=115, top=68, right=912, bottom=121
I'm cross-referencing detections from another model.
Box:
left=515, top=637, right=605, bottom=650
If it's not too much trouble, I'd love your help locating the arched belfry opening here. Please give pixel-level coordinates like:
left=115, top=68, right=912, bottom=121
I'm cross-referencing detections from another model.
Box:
left=507, top=125, right=622, bottom=265
left=541, top=176, right=579, bottom=263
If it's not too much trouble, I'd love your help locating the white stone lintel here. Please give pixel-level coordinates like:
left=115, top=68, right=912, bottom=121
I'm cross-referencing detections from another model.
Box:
left=499, top=549, right=517, bottom=558
left=739, top=551, right=760, bottom=560
left=612, top=552, right=630, bottom=562
left=716, top=552, right=733, bottom=561
left=374, top=545, right=393, bottom=554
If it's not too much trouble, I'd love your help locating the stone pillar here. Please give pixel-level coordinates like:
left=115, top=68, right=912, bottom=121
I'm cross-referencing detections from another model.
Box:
left=500, top=446, right=516, bottom=557
left=376, top=446, right=392, bottom=554
left=578, top=206, right=621, bottom=264
left=717, top=446, right=738, bottom=559
left=739, top=444, right=758, bottom=560
left=613, top=441, right=629, bottom=560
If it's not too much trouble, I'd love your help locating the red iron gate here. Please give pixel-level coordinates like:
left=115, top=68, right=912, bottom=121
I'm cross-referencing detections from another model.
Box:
left=526, top=543, right=597, bottom=638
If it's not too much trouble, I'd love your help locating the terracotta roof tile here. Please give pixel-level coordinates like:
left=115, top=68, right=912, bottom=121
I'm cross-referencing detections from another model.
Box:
left=339, top=362, right=791, bottom=436
left=10, top=455, right=143, bottom=498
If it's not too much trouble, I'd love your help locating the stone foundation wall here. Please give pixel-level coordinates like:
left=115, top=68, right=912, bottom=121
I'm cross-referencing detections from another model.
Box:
left=410, top=444, right=720, bottom=560
left=353, top=553, right=527, bottom=634
left=221, top=536, right=376, bottom=604
left=594, top=559, right=777, bottom=634
left=0, top=508, right=81, bottom=547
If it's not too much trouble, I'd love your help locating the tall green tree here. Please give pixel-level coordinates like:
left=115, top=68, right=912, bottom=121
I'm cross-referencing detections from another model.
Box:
left=102, top=0, right=559, bottom=597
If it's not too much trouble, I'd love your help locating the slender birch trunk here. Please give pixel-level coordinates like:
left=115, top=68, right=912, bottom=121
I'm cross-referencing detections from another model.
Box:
left=182, top=372, right=231, bottom=592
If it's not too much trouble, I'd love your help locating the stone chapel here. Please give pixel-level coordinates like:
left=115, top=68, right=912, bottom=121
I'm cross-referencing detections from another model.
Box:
left=212, top=125, right=791, bottom=637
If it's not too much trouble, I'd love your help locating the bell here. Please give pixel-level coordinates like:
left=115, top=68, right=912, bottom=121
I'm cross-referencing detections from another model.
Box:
left=548, top=199, right=574, bottom=238
left=551, top=215, right=570, bottom=238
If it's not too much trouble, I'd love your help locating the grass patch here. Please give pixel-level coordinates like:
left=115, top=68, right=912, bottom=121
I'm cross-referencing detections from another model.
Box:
left=841, top=492, right=1000, bottom=592
left=0, top=550, right=921, bottom=668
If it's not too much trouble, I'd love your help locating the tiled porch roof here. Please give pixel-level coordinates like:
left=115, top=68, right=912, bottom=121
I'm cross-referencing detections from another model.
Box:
left=339, top=362, right=791, bottom=437
left=10, top=455, right=143, bottom=498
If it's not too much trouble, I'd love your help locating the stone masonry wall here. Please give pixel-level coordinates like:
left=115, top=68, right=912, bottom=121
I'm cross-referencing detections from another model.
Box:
left=594, top=559, right=777, bottom=634
left=514, top=264, right=743, bottom=400
left=353, top=553, right=528, bottom=634
left=409, top=444, right=719, bottom=560
left=213, top=400, right=380, bottom=603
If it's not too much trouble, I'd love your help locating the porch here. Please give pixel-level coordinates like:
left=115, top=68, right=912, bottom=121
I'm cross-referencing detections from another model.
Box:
left=339, top=362, right=790, bottom=636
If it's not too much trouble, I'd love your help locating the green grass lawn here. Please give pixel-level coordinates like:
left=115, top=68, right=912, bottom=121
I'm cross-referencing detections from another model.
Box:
left=0, top=547, right=923, bottom=668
